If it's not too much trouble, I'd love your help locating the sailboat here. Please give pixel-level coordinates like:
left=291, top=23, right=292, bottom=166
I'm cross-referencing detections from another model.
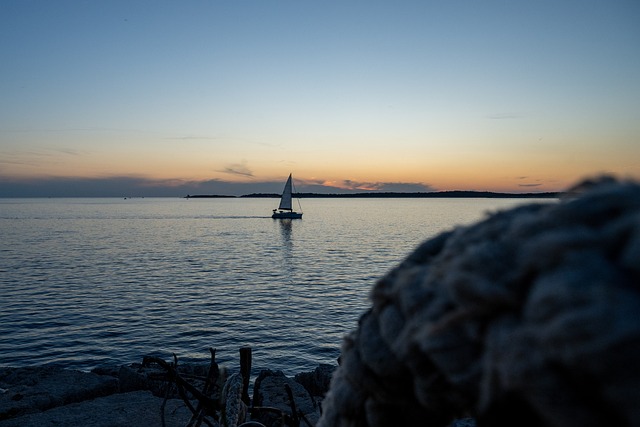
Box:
left=272, top=174, right=303, bottom=219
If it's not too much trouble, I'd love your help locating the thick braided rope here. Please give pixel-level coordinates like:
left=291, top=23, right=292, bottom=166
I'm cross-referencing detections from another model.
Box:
left=318, top=178, right=640, bottom=427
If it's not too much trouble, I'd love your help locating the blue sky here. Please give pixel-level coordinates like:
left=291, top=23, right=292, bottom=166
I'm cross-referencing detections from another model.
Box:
left=1, top=1, right=639, bottom=196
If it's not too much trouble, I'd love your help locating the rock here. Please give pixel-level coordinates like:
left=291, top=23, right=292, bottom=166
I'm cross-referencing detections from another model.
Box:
left=0, top=390, right=192, bottom=427
left=117, top=365, right=149, bottom=393
left=252, top=369, right=320, bottom=427
left=450, top=418, right=476, bottom=427
left=0, top=366, right=118, bottom=420
left=0, top=361, right=347, bottom=425
left=90, top=365, right=121, bottom=378
left=294, top=363, right=336, bottom=397
left=117, top=362, right=213, bottom=398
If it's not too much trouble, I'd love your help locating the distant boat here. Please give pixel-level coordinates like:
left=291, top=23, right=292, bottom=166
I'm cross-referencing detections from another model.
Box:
left=272, top=174, right=303, bottom=219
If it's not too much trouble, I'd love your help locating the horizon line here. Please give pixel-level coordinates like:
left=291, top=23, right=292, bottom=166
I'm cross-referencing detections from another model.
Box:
left=188, top=190, right=562, bottom=199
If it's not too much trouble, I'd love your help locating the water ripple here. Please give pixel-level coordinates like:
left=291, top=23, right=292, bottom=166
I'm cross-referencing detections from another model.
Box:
left=0, top=197, right=545, bottom=374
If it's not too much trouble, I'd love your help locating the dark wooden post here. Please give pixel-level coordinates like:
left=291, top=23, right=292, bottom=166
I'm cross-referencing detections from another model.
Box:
left=240, top=346, right=252, bottom=405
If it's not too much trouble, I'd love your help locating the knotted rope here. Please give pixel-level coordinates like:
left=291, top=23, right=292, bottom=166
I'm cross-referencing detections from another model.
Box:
left=318, top=177, right=640, bottom=427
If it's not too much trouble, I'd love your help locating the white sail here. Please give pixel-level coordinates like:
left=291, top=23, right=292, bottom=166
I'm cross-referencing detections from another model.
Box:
left=278, top=174, right=293, bottom=210
left=272, top=173, right=302, bottom=219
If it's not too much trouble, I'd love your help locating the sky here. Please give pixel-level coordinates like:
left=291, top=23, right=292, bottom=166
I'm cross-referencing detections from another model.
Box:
left=1, top=1, right=639, bottom=196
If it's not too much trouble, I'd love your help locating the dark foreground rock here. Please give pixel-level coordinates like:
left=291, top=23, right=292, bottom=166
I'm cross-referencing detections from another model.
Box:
left=0, top=362, right=336, bottom=426
left=0, top=390, right=191, bottom=427
left=294, top=364, right=335, bottom=398
left=116, top=363, right=213, bottom=397
left=0, top=366, right=118, bottom=420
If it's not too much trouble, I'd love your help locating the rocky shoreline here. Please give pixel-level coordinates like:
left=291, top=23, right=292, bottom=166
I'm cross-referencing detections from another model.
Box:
left=0, top=360, right=336, bottom=426
left=0, top=361, right=478, bottom=427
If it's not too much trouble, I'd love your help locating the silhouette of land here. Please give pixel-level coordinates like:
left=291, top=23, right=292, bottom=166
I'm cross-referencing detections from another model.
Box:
left=184, top=194, right=236, bottom=199
left=186, top=191, right=560, bottom=199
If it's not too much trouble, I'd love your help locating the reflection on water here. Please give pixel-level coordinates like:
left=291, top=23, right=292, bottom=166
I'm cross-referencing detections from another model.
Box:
left=0, top=197, right=551, bottom=373
left=277, top=219, right=294, bottom=285
left=278, top=218, right=293, bottom=248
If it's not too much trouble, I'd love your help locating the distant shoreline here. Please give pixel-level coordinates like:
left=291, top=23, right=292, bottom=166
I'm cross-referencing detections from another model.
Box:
left=186, top=191, right=561, bottom=199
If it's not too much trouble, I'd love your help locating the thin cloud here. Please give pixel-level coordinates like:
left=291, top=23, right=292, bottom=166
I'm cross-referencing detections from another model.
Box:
left=47, top=147, right=85, bottom=156
left=0, top=158, right=36, bottom=166
left=486, top=113, right=522, bottom=120
left=0, top=175, right=269, bottom=197
left=514, top=176, right=545, bottom=188
left=341, top=180, right=434, bottom=192
left=220, top=161, right=254, bottom=178
left=0, top=175, right=437, bottom=197
left=2, top=127, right=153, bottom=134
left=0, top=146, right=84, bottom=168
left=164, top=135, right=221, bottom=140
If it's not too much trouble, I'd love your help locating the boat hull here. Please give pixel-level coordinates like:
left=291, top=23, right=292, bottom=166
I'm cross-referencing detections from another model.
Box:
left=272, top=211, right=303, bottom=219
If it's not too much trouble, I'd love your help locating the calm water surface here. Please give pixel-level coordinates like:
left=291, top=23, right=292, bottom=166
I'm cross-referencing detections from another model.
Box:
left=0, top=197, right=551, bottom=374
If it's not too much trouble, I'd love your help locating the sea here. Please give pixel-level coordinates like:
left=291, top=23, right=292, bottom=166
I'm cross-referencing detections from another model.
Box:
left=0, top=197, right=554, bottom=375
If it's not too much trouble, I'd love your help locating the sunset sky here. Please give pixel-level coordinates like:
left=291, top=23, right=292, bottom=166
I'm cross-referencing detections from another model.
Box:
left=1, top=1, right=639, bottom=196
